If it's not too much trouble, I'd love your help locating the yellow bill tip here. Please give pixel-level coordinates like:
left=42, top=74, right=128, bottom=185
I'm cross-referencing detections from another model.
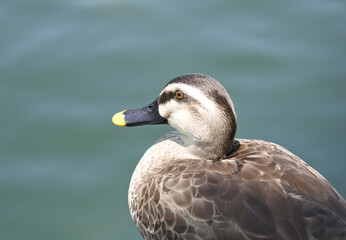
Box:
left=112, top=110, right=127, bottom=126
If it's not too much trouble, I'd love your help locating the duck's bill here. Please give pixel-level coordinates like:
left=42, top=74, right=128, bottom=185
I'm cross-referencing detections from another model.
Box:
left=112, top=98, right=167, bottom=127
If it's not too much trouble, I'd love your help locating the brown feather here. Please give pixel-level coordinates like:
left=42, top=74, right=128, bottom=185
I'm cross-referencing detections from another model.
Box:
left=129, top=139, right=346, bottom=240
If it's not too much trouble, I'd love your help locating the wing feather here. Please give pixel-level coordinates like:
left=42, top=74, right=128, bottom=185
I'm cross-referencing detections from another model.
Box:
left=133, top=139, right=346, bottom=240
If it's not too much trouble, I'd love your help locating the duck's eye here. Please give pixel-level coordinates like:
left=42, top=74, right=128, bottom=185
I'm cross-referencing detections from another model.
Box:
left=175, top=90, right=184, bottom=99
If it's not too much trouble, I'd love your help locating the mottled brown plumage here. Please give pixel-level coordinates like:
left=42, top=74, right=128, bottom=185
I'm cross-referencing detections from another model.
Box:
left=129, top=139, right=346, bottom=240
left=113, top=74, right=346, bottom=240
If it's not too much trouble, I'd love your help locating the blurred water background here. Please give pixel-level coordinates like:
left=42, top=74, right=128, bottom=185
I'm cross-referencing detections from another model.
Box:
left=1, top=0, right=346, bottom=239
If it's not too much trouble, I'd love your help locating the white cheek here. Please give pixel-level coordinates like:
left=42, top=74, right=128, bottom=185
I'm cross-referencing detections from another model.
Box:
left=169, top=110, right=194, bottom=133
left=158, top=101, right=174, bottom=119
left=159, top=100, right=195, bottom=134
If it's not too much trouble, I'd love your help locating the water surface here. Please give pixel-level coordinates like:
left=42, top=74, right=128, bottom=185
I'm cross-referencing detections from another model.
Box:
left=1, top=1, right=346, bottom=239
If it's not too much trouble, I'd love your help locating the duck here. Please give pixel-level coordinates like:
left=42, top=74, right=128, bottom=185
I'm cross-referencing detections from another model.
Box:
left=112, top=74, right=346, bottom=240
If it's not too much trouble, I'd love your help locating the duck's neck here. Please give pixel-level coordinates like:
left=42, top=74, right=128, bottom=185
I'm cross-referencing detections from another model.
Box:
left=129, top=132, right=198, bottom=193
left=184, top=122, right=236, bottom=159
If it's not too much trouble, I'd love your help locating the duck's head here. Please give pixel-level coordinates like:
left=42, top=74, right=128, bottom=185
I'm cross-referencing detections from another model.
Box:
left=113, top=74, right=237, bottom=159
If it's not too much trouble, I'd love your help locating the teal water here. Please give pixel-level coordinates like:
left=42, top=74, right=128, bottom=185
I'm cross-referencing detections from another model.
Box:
left=1, top=1, right=346, bottom=239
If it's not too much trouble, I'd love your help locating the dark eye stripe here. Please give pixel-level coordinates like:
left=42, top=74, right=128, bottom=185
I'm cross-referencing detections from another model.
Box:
left=159, top=91, right=175, bottom=105
left=159, top=90, right=201, bottom=107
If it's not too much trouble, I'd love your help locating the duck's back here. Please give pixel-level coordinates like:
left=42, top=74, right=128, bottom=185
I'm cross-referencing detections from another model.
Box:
left=130, top=139, right=346, bottom=240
